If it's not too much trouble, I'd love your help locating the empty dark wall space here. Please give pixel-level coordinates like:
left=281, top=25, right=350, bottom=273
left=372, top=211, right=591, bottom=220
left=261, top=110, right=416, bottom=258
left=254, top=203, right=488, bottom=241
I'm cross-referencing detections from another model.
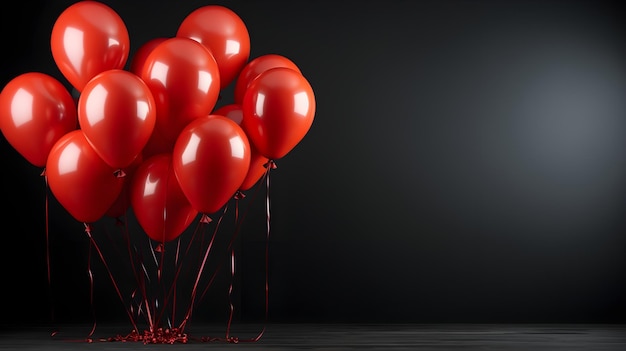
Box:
left=2, top=0, right=626, bottom=326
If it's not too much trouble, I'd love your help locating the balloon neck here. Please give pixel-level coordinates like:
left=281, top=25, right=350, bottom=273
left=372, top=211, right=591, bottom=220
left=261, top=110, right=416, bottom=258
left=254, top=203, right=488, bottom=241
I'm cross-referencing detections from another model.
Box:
left=40, top=168, right=46, bottom=177
left=115, top=217, right=125, bottom=226
left=154, top=243, right=165, bottom=253
left=234, top=190, right=246, bottom=200
left=200, top=214, right=213, bottom=224
left=263, top=160, right=277, bottom=169
left=114, top=169, right=126, bottom=178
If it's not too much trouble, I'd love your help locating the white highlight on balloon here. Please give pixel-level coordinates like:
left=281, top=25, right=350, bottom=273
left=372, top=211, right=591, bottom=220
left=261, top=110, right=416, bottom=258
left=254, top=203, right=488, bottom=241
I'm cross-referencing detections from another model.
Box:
left=108, top=37, right=120, bottom=48
left=63, top=27, right=85, bottom=71
left=229, top=136, right=245, bottom=159
left=187, top=35, right=202, bottom=44
left=225, top=39, right=240, bottom=55
left=84, top=84, right=107, bottom=126
left=143, top=174, right=158, bottom=197
left=255, top=93, right=266, bottom=117
left=137, top=100, right=150, bottom=121
left=293, top=91, right=310, bottom=117
left=58, top=141, right=80, bottom=175
left=181, top=133, right=201, bottom=165
left=10, top=88, right=33, bottom=128
left=150, top=61, right=169, bottom=86
left=198, top=70, right=213, bottom=93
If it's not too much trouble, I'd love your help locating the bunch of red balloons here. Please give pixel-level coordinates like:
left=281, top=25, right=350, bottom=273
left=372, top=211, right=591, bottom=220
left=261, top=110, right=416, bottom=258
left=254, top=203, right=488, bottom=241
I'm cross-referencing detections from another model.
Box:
left=0, top=1, right=315, bottom=243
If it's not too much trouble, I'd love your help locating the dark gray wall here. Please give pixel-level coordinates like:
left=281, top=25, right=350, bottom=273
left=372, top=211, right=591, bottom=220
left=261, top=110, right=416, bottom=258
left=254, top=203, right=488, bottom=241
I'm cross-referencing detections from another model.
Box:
left=2, top=0, right=626, bottom=326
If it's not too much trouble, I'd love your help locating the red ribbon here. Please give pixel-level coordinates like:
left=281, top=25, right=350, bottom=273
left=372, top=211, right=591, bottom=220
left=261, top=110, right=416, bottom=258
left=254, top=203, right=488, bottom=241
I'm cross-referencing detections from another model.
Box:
left=46, top=161, right=277, bottom=345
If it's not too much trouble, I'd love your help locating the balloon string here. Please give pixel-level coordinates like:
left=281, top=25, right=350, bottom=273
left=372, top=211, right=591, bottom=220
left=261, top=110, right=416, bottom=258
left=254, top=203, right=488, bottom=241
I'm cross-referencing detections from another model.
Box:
left=86, top=240, right=97, bottom=341
left=147, top=239, right=160, bottom=329
left=225, top=236, right=236, bottom=338
left=175, top=236, right=182, bottom=267
left=120, top=217, right=153, bottom=327
left=179, top=205, right=228, bottom=332
left=42, top=170, right=58, bottom=336
left=242, top=160, right=274, bottom=342
left=171, top=236, right=183, bottom=327
left=157, top=203, right=169, bottom=313
left=252, top=160, right=273, bottom=342
left=137, top=251, right=155, bottom=326
left=158, top=237, right=166, bottom=327
left=101, top=218, right=148, bottom=325
left=154, top=216, right=207, bottom=329
left=148, top=239, right=159, bottom=274
left=224, top=193, right=243, bottom=338
left=57, top=162, right=275, bottom=344
left=197, top=172, right=269, bottom=304
left=200, top=161, right=275, bottom=343
left=84, top=223, right=139, bottom=333
left=125, top=235, right=153, bottom=325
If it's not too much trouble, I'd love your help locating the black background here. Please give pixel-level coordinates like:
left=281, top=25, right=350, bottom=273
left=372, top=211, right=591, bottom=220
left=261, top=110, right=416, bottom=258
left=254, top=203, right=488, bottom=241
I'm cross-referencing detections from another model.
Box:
left=1, top=0, right=626, bottom=327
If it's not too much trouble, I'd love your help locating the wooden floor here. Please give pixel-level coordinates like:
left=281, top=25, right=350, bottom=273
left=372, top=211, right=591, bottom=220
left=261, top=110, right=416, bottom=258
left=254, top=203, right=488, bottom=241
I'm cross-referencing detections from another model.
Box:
left=1, top=323, right=626, bottom=350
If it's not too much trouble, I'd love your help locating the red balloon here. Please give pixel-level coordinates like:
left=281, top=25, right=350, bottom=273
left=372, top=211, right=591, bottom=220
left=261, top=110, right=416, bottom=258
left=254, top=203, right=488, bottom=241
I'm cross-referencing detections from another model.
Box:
left=142, top=127, right=174, bottom=160
left=106, top=153, right=143, bottom=219
left=177, top=5, right=250, bottom=89
left=130, top=153, right=198, bottom=243
left=173, top=115, right=251, bottom=214
left=213, top=103, right=244, bottom=125
left=0, top=72, right=77, bottom=168
left=78, top=69, right=156, bottom=170
left=140, top=37, right=221, bottom=147
left=46, top=130, right=124, bottom=223
left=242, top=67, right=316, bottom=160
left=50, top=1, right=130, bottom=92
left=129, top=37, right=168, bottom=76
left=212, top=104, right=268, bottom=191
left=233, top=54, right=301, bottom=105
left=239, top=148, right=269, bottom=191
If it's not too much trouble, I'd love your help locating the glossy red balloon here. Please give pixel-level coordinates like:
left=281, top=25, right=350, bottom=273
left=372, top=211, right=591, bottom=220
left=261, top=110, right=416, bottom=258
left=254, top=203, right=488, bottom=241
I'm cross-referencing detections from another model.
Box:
left=46, top=130, right=124, bottom=223
left=141, top=127, right=174, bottom=160
left=177, top=5, right=250, bottom=89
left=234, top=54, right=301, bottom=105
left=140, top=37, right=221, bottom=147
left=0, top=72, right=77, bottom=168
left=50, top=1, right=130, bottom=92
left=213, top=103, right=244, bottom=125
left=212, top=104, right=268, bottom=191
left=239, top=147, right=269, bottom=191
left=242, top=67, right=316, bottom=160
left=106, top=153, right=143, bottom=219
left=78, top=69, right=156, bottom=170
left=129, top=37, right=168, bottom=76
left=173, top=115, right=251, bottom=214
left=130, top=153, right=198, bottom=243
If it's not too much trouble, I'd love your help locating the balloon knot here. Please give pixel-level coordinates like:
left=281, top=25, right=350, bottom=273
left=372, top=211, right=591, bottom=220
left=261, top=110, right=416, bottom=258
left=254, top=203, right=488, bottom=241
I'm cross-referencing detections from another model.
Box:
left=40, top=168, right=46, bottom=177
left=264, top=160, right=277, bottom=169
left=154, top=243, right=164, bottom=253
left=114, top=169, right=126, bottom=178
left=234, top=191, right=246, bottom=200
left=200, top=214, right=213, bottom=224
left=84, top=223, right=92, bottom=236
